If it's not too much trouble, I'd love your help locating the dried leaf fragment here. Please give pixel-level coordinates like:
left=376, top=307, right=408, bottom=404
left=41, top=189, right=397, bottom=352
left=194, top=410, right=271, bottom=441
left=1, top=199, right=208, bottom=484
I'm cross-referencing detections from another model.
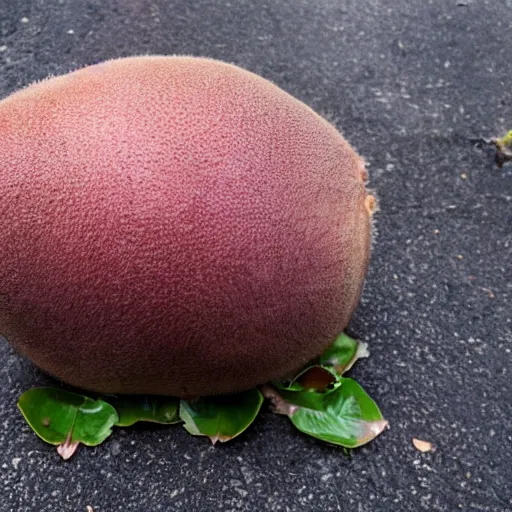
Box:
left=412, top=438, right=433, bottom=452
left=57, top=432, right=80, bottom=460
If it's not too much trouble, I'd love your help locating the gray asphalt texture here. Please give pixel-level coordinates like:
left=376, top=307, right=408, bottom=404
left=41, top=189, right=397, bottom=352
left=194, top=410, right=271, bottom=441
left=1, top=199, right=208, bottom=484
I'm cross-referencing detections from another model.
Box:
left=1, top=1, right=512, bottom=511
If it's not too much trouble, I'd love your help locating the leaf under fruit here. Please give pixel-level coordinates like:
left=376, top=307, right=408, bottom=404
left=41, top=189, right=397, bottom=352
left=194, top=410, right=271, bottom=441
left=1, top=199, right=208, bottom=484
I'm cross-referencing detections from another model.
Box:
left=275, top=334, right=368, bottom=394
left=180, top=389, right=263, bottom=444
left=318, top=333, right=369, bottom=375
left=278, top=365, right=339, bottom=392
left=105, top=395, right=181, bottom=427
left=18, top=388, right=118, bottom=459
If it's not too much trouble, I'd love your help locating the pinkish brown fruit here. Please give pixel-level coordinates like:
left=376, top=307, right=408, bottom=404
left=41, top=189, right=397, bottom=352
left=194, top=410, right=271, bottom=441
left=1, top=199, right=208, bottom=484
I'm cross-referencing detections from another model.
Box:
left=0, top=56, right=373, bottom=397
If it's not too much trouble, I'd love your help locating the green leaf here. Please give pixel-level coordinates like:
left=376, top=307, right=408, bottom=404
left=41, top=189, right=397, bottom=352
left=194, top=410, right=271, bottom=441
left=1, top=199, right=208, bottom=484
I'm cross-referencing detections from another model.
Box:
left=290, top=379, right=387, bottom=448
left=274, top=333, right=368, bottom=395
left=264, top=379, right=388, bottom=448
left=497, top=130, right=512, bottom=151
left=494, top=130, right=512, bottom=167
left=276, top=365, right=339, bottom=393
left=270, top=386, right=326, bottom=411
left=318, top=333, right=369, bottom=375
left=105, top=396, right=181, bottom=427
left=180, top=389, right=263, bottom=444
left=18, top=388, right=118, bottom=459
left=274, top=334, right=368, bottom=393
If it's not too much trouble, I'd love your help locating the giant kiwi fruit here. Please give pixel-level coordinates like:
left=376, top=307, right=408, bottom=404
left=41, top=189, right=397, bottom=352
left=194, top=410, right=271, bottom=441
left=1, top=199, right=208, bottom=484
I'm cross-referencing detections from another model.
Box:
left=0, top=56, right=375, bottom=397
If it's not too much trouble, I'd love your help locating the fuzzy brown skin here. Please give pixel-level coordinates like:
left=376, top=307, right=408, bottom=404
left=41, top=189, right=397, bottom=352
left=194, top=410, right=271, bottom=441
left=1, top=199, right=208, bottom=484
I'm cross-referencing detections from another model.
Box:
left=0, top=56, right=372, bottom=397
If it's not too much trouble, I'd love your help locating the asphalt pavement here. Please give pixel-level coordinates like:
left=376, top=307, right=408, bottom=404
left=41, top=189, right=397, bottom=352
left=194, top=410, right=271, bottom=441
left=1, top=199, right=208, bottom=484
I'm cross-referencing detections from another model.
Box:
left=1, top=1, right=511, bottom=511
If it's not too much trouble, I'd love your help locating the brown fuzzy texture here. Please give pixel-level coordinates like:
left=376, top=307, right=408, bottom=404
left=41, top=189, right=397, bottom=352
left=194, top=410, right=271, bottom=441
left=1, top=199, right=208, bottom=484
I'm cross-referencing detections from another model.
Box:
left=0, top=56, right=371, bottom=397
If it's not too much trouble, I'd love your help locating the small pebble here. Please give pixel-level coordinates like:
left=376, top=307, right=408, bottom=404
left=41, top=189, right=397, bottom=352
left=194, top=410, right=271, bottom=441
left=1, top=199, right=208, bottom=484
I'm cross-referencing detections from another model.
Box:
left=111, top=441, right=121, bottom=456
